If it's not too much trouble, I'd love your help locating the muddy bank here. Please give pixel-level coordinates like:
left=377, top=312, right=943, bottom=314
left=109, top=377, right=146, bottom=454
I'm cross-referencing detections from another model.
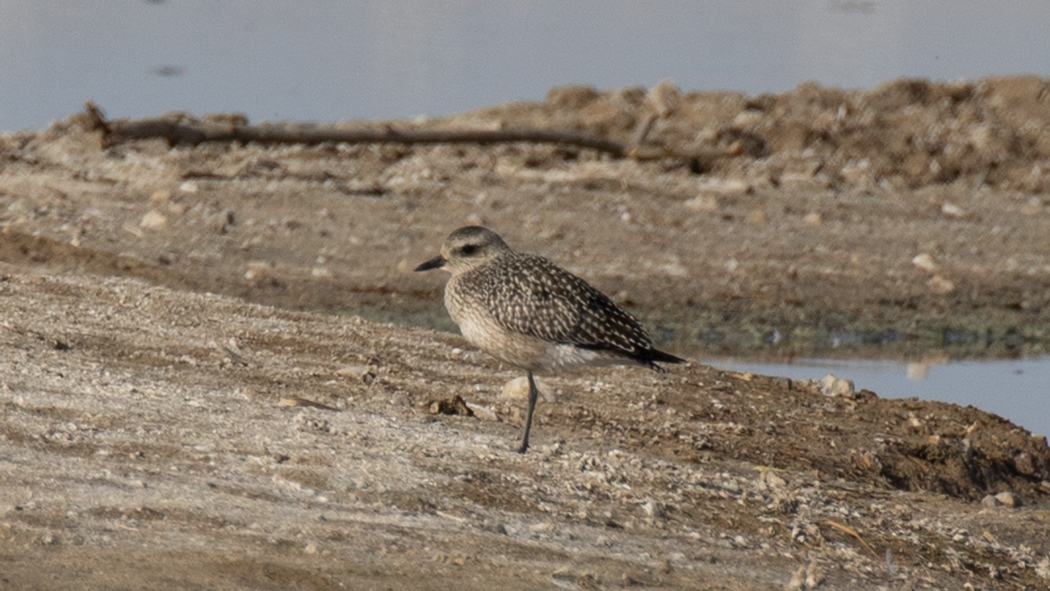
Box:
left=2, top=77, right=1050, bottom=588
left=1, top=269, right=1049, bottom=590
left=3, top=77, right=1050, bottom=358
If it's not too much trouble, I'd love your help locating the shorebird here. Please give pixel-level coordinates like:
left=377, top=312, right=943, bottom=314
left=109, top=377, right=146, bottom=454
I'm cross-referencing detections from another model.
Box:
left=415, top=226, right=685, bottom=453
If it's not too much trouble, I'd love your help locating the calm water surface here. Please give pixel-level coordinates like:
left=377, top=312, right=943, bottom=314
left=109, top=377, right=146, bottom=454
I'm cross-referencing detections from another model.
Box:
left=3, top=1, right=1050, bottom=131
left=704, top=357, right=1050, bottom=438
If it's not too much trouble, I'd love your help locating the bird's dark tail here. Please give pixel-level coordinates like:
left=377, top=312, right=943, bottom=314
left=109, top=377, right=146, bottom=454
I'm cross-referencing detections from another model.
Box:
left=637, top=348, right=688, bottom=372
left=576, top=343, right=688, bottom=372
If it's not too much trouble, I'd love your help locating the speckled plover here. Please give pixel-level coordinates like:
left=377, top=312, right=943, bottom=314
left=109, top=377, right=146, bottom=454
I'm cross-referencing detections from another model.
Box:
left=415, top=226, right=685, bottom=453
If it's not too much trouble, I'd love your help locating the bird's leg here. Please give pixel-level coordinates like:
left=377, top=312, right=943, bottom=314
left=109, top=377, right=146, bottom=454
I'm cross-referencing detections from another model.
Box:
left=518, top=370, right=540, bottom=454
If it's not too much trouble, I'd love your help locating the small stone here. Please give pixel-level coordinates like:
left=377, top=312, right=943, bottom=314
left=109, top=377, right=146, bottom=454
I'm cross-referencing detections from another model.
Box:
left=980, top=494, right=1000, bottom=507
left=140, top=210, right=168, bottom=229
left=244, top=260, right=273, bottom=281
left=179, top=181, right=199, bottom=193
left=928, top=275, right=953, bottom=293
left=941, top=202, right=967, bottom=219
left=803, top=212, right=823, bottom=226
left=335, top=366, right=372, bottom=379
left=820, top=374, right=855, bottom=398
left=928, top=275, right=955, bottom=294
left=501, top=376, right=555, bottom=402
left=150, top=190, right=172, bottom=203
left=995, top=491, right=1021, bottom=508
left=311, top=267, right=331, bottom=278
left=303, top=542, right=318, bottom=555
left=468, top=404, right=500, bottom=422
left=912, top=253, right=938, bottom=274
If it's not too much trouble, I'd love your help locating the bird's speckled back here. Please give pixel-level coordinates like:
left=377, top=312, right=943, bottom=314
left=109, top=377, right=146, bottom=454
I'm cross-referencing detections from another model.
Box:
left=445, top=251, right=656, bottom=363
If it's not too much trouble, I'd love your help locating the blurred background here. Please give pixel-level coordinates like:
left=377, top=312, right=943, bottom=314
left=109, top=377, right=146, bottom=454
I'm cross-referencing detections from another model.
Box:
left=3, top=0, right=1050, bottom=131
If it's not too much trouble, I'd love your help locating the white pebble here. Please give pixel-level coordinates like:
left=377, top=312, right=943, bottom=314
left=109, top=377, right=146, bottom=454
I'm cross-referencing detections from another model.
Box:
left=140, top=210, right=167, bottom=229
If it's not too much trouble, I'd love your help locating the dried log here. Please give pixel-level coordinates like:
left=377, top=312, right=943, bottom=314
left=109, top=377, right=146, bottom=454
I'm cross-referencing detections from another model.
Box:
left=83, top=101, right=732, bottom=163
left=84, top=101, right=626, bottom=156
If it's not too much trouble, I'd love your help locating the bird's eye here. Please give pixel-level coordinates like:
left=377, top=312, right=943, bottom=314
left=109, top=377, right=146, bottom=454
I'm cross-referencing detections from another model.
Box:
left=460, top=245, right=478, bottom=256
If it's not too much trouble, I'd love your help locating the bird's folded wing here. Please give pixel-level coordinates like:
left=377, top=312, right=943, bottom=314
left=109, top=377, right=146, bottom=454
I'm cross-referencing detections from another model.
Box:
left=486, top=256, right=653, bottom=356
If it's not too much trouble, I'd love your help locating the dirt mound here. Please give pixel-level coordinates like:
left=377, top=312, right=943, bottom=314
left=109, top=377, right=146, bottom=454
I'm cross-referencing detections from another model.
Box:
left=541, top=77, right=1050, bottom=191
left=579, top=367, right=1050, bottom=502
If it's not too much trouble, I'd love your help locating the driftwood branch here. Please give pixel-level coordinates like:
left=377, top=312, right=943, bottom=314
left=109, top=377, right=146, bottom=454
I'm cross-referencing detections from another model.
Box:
left=83, top=101, right=733, bottom=163
left=84, top=101, right=625, bottom=156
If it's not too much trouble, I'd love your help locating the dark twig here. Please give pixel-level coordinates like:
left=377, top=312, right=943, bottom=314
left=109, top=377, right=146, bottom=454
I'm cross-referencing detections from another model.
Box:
left=824, top=519, right=881, bottom=560
left=83, top=101, right=735, bottom=163
left=85, top=101, right=626, bottom=156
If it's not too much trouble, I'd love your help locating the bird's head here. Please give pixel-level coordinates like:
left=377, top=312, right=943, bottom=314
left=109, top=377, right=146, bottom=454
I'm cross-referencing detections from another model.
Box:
left=414, top=226, right=512, bottom=276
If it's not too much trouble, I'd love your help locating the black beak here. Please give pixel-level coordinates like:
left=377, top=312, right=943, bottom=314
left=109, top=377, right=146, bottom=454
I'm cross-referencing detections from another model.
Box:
left=414, top=255, right=446, bottom=272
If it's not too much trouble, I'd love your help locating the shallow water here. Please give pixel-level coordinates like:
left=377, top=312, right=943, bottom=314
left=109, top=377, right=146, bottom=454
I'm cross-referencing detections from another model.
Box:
left=704, top=357, right=1050, bottom=438
left=4, top=0, right=1050, bottom=131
